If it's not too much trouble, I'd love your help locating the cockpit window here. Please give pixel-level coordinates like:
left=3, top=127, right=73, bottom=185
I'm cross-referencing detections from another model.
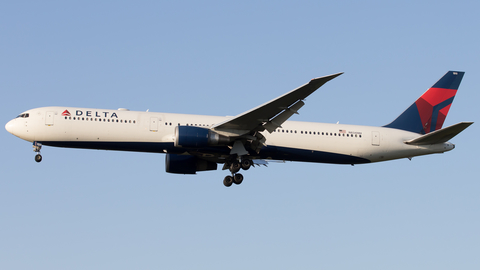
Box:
left=16, top=113, right=29, bottom=118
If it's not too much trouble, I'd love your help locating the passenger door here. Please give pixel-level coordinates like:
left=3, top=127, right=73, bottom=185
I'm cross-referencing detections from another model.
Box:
left=45, top=112, right=54, bottom=126
left=150, top=117, right=158, bottom=132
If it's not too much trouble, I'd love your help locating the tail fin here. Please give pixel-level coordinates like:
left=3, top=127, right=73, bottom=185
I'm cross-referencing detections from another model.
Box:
left=384, top=71, right=464, bottom=134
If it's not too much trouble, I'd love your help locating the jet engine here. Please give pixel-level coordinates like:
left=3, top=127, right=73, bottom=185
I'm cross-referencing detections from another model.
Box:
left=165, top=154, right=217, bottom=174
left=174, top=126, right=229, bottom=148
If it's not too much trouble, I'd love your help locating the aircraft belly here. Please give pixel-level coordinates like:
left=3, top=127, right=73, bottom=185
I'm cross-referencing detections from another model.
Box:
left=260, top=145, right=370, bottom=164
left=41, top=141, right=174, bottom=153
left=264, top=132, right=368, bottom=164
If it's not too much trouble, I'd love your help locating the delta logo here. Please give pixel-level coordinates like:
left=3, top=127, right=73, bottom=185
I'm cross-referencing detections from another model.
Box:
left=64, top=109, right=119, bottom=118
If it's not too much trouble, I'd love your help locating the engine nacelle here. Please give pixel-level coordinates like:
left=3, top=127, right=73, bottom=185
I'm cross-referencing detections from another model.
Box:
left=174, top=126, right=229, bottom=148
left=165, top=154, right=217, bottom=174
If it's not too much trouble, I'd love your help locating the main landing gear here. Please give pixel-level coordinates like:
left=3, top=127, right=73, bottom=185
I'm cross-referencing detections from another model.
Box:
left=223, top=159, right=253, bottom=187
left=33, top=142, right=42, bottom=163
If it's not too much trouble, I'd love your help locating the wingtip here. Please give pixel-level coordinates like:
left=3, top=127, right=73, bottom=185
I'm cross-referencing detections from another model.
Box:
left=311, top=72, right=344, bottom=82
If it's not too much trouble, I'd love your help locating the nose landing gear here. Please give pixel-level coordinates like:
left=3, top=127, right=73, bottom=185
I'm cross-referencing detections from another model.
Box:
left=33, top=142, right=42, bottom=163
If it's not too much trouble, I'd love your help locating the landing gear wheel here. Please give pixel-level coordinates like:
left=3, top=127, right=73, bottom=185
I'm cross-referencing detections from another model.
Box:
left=223, top=176, right=233, bottom=187
left=35, top=154, right=42, bottom=163
left=233, top=173, right=244, bottom=185
left=229, top=162, right=241, bottom=174
left=241, top=159, right=253, bottom=170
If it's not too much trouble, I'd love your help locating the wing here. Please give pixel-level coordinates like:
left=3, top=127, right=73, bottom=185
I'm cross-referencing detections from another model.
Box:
left=212, top=72, right=343, bottom=137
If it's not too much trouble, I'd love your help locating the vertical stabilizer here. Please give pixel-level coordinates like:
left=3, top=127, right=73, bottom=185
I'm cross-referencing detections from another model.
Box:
left=384, top=71, right=464, bottom=134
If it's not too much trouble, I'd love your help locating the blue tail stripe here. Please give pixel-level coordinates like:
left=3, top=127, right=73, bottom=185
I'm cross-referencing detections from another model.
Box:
left=384, top=104, right=424, bottom=134
left=430, top=96, right=455, bottom=132
left=432, top=71, right=464, bottom=89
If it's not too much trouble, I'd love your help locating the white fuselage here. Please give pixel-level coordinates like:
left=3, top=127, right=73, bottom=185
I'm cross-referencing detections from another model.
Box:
left=6, top=106, right=455, bottom=164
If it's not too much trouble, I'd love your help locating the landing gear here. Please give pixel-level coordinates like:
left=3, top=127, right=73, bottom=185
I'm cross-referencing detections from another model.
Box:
left=223, top=176, right=233, bottom=187
left=233, top=173, right=244, bottom=185
left=223, top=173, right=244, bottom=187
left=33, top=142, right=42, bottom=163
left=229, top=162, right=241, bottom=174
left=241, top=159, right=253, bottom=170
left=223, top=158, right=250, bottom=187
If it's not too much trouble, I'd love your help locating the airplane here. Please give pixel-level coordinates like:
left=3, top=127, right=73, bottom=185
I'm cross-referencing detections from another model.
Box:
left=5, top=71, right=473, bottom=187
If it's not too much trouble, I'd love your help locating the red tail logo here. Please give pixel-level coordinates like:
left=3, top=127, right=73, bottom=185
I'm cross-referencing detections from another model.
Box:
left=62, top=110, right=71, bottom=116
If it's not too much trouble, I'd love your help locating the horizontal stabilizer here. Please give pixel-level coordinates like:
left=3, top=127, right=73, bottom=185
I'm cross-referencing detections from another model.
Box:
left=405, top=122, right=473, bottom=145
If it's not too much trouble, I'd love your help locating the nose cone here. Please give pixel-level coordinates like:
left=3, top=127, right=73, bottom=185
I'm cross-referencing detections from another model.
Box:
left=6, top=118, right=34, bottom=141
left=5, top=119, right=16, bottom=135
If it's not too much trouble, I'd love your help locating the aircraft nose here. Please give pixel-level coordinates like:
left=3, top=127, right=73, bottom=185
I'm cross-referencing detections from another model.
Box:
left=5, top=119, right=16, bottom=135
left=5, top=118, right=25, bottom=138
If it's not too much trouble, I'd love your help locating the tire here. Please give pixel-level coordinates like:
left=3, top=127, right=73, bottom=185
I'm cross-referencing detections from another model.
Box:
left=241, top=159, right=252, bottom=170
left=35, top=154, right=42, bottom=163
left=223, top=176, right=233, bottom=187
left=229, top=162, right=241, bottom=174
left=233, top=173, right=244, bottom=185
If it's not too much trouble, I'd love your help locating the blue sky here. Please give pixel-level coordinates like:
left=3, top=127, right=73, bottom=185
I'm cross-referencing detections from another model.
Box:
left=1, top=1, right=479, bottom=269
